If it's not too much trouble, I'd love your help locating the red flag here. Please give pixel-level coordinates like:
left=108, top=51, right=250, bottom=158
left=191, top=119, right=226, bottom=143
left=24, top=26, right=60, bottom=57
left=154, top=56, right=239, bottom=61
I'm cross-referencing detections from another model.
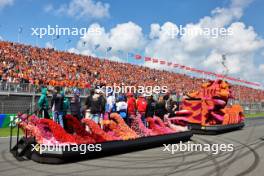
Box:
left=179, top=65, right=186, bottom=69
left=160, top=60, right=166, bottom=65
left=135, top=54, right=142, bottom=60
left=144, top=57, right=152, bottom=62
left=185, top=66, right=191, bottom=70
left=152, top=58, right=159, bottom=63
left=173, top=64, right=179, bottom=67
left=195, top=69, right=204, bottom=73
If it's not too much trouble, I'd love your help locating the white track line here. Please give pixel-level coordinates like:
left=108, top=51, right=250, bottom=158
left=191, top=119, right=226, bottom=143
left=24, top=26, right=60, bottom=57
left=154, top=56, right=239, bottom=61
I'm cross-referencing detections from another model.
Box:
left=0, top=136, right=22, bottom=138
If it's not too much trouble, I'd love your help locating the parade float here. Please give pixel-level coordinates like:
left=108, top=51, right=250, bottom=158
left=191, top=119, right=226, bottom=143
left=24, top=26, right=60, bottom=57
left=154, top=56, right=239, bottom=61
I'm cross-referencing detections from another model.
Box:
left=10, top=113, right=192, bottom=164
left=169, top=79, right=245, bottom=134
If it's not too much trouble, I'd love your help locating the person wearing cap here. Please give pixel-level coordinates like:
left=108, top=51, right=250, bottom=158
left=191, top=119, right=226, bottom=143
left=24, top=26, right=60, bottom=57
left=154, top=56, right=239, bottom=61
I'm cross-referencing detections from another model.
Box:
left=136, top=94, right=147, bottom=125
left=85, top=89, right=106, bottom=124
left=70, top=88, right=82, bottom=120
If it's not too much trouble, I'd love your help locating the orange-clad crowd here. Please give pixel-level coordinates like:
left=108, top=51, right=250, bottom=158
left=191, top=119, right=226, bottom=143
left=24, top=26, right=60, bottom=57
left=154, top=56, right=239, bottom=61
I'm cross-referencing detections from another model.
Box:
left=1, top=41, right=264, bottom=102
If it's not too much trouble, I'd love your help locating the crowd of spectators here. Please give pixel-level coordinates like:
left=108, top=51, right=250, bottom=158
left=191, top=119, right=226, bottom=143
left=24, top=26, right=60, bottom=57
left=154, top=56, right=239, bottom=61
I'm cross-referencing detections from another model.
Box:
left=1, top=41, right=264, bottom=102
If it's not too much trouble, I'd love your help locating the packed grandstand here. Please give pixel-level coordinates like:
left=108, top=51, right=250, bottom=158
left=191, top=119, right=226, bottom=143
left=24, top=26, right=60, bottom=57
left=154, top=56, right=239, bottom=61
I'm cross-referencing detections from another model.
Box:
left=1, top=41, right=264, bottom=102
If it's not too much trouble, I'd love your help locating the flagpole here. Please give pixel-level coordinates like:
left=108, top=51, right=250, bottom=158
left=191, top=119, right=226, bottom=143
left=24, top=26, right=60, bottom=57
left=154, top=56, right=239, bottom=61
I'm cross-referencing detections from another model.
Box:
left=17, top=27, right=22, bottom=43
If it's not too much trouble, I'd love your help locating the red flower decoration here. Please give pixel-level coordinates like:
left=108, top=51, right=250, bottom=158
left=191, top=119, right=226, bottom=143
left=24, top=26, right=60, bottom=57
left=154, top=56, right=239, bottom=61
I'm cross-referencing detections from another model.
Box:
left=82, top=118, right=117, bottom=142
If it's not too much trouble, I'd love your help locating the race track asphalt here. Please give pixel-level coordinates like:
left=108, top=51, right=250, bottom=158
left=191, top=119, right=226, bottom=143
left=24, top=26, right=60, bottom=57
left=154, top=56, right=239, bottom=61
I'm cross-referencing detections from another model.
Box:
left=0, top=117, right=263, bottom=176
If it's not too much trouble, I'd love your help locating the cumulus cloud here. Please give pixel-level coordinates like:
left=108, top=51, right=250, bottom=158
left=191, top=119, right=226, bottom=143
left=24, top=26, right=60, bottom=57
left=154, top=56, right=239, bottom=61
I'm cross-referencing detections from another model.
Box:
left=259, top=64, right=264, bottom=73
left=72, top=0, right=264, bottom=85
left=75, top=22, right=146, bottom=55
left=45, top=42, right=53, bottom=49
left=44, top=0, right=110, bottom=20
left=0, top=0, right=14, bottom=9
left=143, top=0, right=264, bottom=84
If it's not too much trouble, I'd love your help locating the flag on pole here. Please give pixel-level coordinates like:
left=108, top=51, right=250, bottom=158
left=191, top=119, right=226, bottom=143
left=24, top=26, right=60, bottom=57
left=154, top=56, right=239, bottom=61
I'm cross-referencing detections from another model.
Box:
left=53, top=35, right=60, bottom=40
left=144, top=57, right=152, bottom=62
left=173, top=64, right=179, bottom=67
left=152, top=58, right=159, bottom=63
left=179, top=65, right=186, bottom=69
left=185, top=67, right=191, bottom=71
left=135, top=54, right=142, bottom=60
left=18, top=26, right=23, bottom=34
left=66, top=39, right=71, bottom=43
left=106, top=46, right=112, bottom=52
left=94, top=44, right=100, bottom=50
left=160, top=60, right=166, bottom=65
left=128, top=52, right=134, bottom=57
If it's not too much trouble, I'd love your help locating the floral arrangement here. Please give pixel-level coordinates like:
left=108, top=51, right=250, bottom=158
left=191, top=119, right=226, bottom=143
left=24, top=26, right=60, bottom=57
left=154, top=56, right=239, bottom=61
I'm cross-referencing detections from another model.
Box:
left=146, top=117, right=176, bottom=135
left=109, top=113, right=138, bottom=139
left=18, top=112, right=186, bottom=145
left=182, top=79, right=245, bottom=126
left=102, top=120, right=137, bottom=140
left=130, top=114, right=156, bottom=137
left=82, top=118, right=119, bottom=142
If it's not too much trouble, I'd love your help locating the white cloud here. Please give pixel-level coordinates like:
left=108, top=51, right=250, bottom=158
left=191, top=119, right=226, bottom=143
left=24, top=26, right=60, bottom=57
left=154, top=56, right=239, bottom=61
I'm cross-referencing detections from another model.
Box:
left=143, top=0, right=264, bottom=84
left=71, top=0, right=264, bottom=85
left=0, top=35, right=3, bottom=40
left=45, top=0, right=110, bottom=20
left=0, top=0, right=14, bottom=9
left=43, top=4, right=53, bottom=13
left=68, top=47, right=80, bottom=54
left=76, top=21, right=146, bottom=55
left=45, top=42, right=53, bottom=49
left=259, top=64, right=264, bottom=73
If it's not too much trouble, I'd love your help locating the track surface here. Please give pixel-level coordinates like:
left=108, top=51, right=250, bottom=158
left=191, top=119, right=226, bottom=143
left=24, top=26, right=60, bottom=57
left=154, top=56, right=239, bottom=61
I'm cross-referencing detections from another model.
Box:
left=0, top=118, right=264, bottom=176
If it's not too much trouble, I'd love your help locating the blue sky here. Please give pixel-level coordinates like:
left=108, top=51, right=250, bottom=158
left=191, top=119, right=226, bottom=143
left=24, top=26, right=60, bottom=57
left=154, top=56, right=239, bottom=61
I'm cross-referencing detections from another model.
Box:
left=0, top=0, right=264, bottom=86
left=0, top=0, right=263, bottom=49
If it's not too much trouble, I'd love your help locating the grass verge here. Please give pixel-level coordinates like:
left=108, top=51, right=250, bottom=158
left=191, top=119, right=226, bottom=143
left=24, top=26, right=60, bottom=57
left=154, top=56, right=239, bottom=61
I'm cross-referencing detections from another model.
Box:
left=0, top=127, right=23, bottom=137
left=245, top=113, right=264, bottom=118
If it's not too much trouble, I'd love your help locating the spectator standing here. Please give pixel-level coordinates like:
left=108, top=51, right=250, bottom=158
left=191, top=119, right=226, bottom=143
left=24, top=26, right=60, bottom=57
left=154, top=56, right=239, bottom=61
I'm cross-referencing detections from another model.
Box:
left=85, top=89, right=105, bottom=123
left=105, top=90, right=116, bottom=118
left=155, top=96, right=167, bottom=119
left=127, top=93, right=137, bottom=125
left=37, top=87, right=49, bottom=119
left=146, top=95, right=156, bottom=118
left=136, top=94, right=147, bottom=125
left=51, top=87, right=65, bottom=128
left=70, top=89, right=82, bottom=120
left=116, top=95, right=128, bottom=122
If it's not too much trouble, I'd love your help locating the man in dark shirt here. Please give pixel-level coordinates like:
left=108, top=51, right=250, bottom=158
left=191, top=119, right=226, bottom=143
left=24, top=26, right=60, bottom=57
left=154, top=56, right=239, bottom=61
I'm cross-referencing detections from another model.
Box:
left=51, top=87, right=64, bottom=127
left=70, top=89, right=81, bottom=120
left=146, top=95, right=156, bottom=118
left=85, top=89, right=106, bottom=123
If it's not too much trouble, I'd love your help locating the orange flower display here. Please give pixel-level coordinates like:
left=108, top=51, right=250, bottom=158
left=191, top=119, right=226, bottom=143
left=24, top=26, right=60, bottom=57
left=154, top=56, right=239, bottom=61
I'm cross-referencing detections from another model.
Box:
left=180, top=79, right=245, bottom=126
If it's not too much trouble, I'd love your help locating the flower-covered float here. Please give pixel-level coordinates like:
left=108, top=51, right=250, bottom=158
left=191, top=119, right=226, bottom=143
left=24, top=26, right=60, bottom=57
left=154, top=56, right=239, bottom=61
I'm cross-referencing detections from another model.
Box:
left=170, top=79, right=245, bottom=134
left=11, top=113, right=192, bottom=163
